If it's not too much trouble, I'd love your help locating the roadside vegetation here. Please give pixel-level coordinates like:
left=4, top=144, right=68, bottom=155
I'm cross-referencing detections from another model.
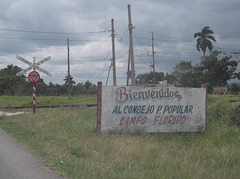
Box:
left=0, top=95, right=96, bottom=107
left=0, top=94, right=239, bottom=178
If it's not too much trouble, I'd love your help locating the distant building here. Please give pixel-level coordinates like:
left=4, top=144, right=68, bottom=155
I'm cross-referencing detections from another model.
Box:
left=156, top=80, right=175, bottom=88
left=213, top=86, right=227, bottom=94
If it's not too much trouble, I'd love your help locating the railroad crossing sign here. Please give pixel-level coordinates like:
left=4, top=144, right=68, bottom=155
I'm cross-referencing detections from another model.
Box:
left=16, top=55, right=51, bottom=76
left=28, top=71, right=40, bottom=83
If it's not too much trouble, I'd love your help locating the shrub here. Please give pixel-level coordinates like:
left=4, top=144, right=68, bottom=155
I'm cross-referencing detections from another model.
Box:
left=229, top=105, right=240, bottom=126
left=230, top=83, right=239, bottom=94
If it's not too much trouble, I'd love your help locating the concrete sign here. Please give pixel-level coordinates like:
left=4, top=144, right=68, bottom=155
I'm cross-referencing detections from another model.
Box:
left=98, top=84, right=207, bottom=133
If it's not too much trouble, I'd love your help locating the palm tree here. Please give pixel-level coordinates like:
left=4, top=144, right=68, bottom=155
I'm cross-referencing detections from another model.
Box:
left=194, top=26, right=216, bottom=57
left=63, top=75, right=75, bottom=86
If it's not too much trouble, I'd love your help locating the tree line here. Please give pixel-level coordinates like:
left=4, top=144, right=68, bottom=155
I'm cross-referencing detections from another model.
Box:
left=0, top=65, right=97, bottom=96
left=136, top=51, right=240, bottom=93
left=0, top=50, right=239, bottom=96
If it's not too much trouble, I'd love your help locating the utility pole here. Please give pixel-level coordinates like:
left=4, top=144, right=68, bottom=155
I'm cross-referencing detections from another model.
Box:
left=111, top=18, right=117, bottom=86
left=128, top=4, right=136, bottom=86
left=67, top=38, right=71, bottom=99
left=126, top=50, right=130, bottom=86
left=152, top=32, right=156, bottom=85
left=106, top=61, right=112, bottom=86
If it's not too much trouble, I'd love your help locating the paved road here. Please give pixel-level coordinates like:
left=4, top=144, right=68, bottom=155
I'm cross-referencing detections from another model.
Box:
left=0, top=128, right=64, bottom=179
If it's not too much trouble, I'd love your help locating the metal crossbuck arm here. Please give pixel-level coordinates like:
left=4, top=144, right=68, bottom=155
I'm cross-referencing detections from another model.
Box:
left=16, top=55, right=51, bottom=77
left=36, top=56, right=51, bottom=66
left=16, top=66, right=32, bottom=76
left=17, top=55, right=33, bottom=67
left=35, top=66, right=51, bottom=76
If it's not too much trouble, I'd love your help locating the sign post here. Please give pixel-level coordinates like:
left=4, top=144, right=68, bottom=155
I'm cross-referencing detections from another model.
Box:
left=33, top=83, right=36, bottom=113
left=28, top=71, right=40, bottom=113
left=16, top=56, right=51, bottom=113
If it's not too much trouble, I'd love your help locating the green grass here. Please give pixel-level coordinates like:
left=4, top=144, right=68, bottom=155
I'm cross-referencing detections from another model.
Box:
left=0, top=95, right=97, bottom=107
left=0, top=95, right=239, bottom=178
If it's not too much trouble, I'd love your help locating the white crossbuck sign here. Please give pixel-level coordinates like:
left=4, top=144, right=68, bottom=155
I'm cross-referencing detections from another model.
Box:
left=16, top=55, right=51, bottom=76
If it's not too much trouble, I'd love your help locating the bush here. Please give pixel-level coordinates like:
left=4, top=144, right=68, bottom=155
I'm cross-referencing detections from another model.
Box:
left=229, top=105, right=240, bottom=126
left=229, top=83, right=240, bottom=94
left=206, top=83, right=213, bottom=93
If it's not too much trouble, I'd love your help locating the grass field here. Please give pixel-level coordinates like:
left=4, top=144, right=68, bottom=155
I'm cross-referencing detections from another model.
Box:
left=0, top=95, right=97, bottom=107
left=0, top=94, right=239, bottom=178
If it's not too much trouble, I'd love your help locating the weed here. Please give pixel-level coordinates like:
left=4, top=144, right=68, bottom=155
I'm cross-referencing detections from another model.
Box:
left=229, top=105, right=240, bottom=126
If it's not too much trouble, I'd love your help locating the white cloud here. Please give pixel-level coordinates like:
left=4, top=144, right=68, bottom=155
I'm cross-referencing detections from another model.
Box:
left=0, top=0, right=239, bottom=85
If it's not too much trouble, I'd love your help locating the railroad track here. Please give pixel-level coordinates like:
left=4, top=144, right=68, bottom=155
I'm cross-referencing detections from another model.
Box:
left=1, top=104, right=97, bottom=109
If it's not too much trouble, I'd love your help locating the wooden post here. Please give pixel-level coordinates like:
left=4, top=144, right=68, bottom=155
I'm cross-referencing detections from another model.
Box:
left=202, top=84, right=207, bottom=123
left=97, top=82, right=102, bottom=132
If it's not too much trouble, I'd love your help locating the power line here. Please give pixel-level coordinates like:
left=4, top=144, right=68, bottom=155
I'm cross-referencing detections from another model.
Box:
left=0, top=36, right=109, bottom=42
left=0, top=28, right=111, bottom=35
left=0, top=36, right=65, bottom=41
left=135, top=28, right=194, bottom=42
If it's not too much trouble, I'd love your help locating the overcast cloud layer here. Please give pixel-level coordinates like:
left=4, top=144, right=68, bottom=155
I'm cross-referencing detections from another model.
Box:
left=0, top=0, right=239, bottom=85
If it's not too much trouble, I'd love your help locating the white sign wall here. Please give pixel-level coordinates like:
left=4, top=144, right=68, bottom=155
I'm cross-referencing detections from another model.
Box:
left=98, top=85, right=207, bottom=133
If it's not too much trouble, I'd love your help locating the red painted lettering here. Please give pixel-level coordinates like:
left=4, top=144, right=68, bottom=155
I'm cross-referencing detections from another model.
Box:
left=114, top=87, right=183, bottom=104
left=168, top=115, right=175, bottom=124
left=120, top=117, right=125, bottom=126
left=153, top=116, right=160, bottom=125
left=181, top=116, right=186, bottom=124
left=153, top=115, right=187, bottom=125
left=176, top=115, right=182, bottom=124
left=130, top=116, right=137, bottom=124
left=115, top=87, right=128, bottom=103
left=163, top=116, right=168, bottom=124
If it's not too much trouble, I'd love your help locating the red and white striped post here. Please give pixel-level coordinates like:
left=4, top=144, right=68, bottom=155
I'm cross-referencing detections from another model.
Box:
left=33, top=83, right=36, bottom=113
left=33, top=57, right=36, bottom=114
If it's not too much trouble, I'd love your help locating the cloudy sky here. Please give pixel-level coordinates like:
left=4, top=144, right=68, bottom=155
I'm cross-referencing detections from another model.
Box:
left=0, top=0, right=240, bottom=85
